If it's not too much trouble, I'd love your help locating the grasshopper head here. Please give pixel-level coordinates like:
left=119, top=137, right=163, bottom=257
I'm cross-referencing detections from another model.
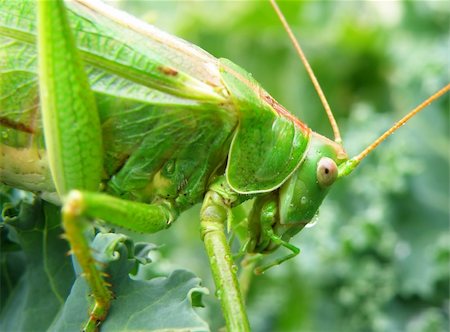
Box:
left=274, top=132, right=348, bottom=241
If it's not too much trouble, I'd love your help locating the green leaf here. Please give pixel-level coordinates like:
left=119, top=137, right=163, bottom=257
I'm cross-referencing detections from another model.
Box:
left=50, top=233, right=209, bottom=332
left=0, top=193, right=75, bottom=332
left=1, top=192, right=209, bottom=331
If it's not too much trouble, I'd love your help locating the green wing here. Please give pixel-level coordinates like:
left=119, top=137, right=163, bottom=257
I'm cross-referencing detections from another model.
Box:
left=0, top=0, right=236, bottom=206
left=220, top=59, right=310, bottom=194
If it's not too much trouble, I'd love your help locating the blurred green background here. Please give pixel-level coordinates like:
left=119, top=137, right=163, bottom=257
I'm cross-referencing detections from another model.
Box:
left=100, top=1, right=449, bottom=331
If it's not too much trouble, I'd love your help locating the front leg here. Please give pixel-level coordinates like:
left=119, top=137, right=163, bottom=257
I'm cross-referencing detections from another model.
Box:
left=248, top=196, right=300, bottom=275
left=200, top=190, right=250, bottom=332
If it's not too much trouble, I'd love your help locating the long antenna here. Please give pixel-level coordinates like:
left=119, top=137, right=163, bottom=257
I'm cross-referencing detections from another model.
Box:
left=354, top=84, right=450, bottom=163
left=339, top=84, right=450, bottom=177
left=270, top=0, right=342, bottom=143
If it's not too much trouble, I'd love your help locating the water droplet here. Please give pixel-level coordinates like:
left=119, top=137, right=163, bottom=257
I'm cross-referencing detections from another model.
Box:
left=215, top=289, right=222, bottom=299
left=300, top=196, right=308, bottom=205
left=305, top=211, right=319, bottom=228
left=210, top=256, right=216, bottom=266
left=231, top=264, right=238, bottom=273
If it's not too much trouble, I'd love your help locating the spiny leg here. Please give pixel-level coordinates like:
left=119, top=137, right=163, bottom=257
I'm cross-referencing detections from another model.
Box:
left=62, top=198, right=111, bottom=331
left=37, top=0, right=107, bottom=329
left=35, top=1, right=175, bottom=330
left=249, top=198, right=300, bottom=275
left=200, top=190, right=250, bottom=332
left=63, top=190, right=176, bottom=331
left=253, top=230, right=300, bottom=275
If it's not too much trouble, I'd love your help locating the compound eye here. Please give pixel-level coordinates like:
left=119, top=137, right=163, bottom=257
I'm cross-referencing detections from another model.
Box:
left=317, top=157, right=338, bottom=187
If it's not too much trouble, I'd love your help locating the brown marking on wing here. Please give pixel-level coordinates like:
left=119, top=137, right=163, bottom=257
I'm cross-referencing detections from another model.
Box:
left=27, top=97, right=41, bottom=146
left=261, top=93, right=310, bottom=134
left=221, top=62, right=310, bottom=135
left=158, top=66, right=178, bottom=77
left=0, top=116, right=35, bottom=134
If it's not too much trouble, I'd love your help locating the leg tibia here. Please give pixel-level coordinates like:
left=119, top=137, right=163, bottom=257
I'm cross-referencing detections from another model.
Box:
left=200, top=191, right=250, bottom=332
left=247, top=197, right=300, bottom=274
left=62, top=190, right=177, bottom=331
left=254, top=231, right=300, bottom=275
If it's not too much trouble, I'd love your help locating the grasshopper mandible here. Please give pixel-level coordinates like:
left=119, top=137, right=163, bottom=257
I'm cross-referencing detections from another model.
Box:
left=0, top=0, right=448, bottom=331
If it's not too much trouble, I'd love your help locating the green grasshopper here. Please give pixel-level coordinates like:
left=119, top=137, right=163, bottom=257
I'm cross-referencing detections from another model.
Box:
left=0, top=0, right=448, bottom=331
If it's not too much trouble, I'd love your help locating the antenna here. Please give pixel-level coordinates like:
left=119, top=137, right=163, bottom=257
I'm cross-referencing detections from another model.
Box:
left=339, top=84, right=450, bottom=177
left=269, top=0, right=342, bottom=143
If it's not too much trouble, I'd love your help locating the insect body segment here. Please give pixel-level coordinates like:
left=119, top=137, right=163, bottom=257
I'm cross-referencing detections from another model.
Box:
left=220, top=59, right=311, bottom=194
left=240, top=131, right=347, bottom=269
left=278, top=133, right=346, bottom=234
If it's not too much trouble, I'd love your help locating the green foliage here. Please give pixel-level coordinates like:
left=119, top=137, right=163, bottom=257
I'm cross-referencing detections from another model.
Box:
left=0, top=189, right=208, bottom=331
left=0, top=190, right=75, bottom=331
